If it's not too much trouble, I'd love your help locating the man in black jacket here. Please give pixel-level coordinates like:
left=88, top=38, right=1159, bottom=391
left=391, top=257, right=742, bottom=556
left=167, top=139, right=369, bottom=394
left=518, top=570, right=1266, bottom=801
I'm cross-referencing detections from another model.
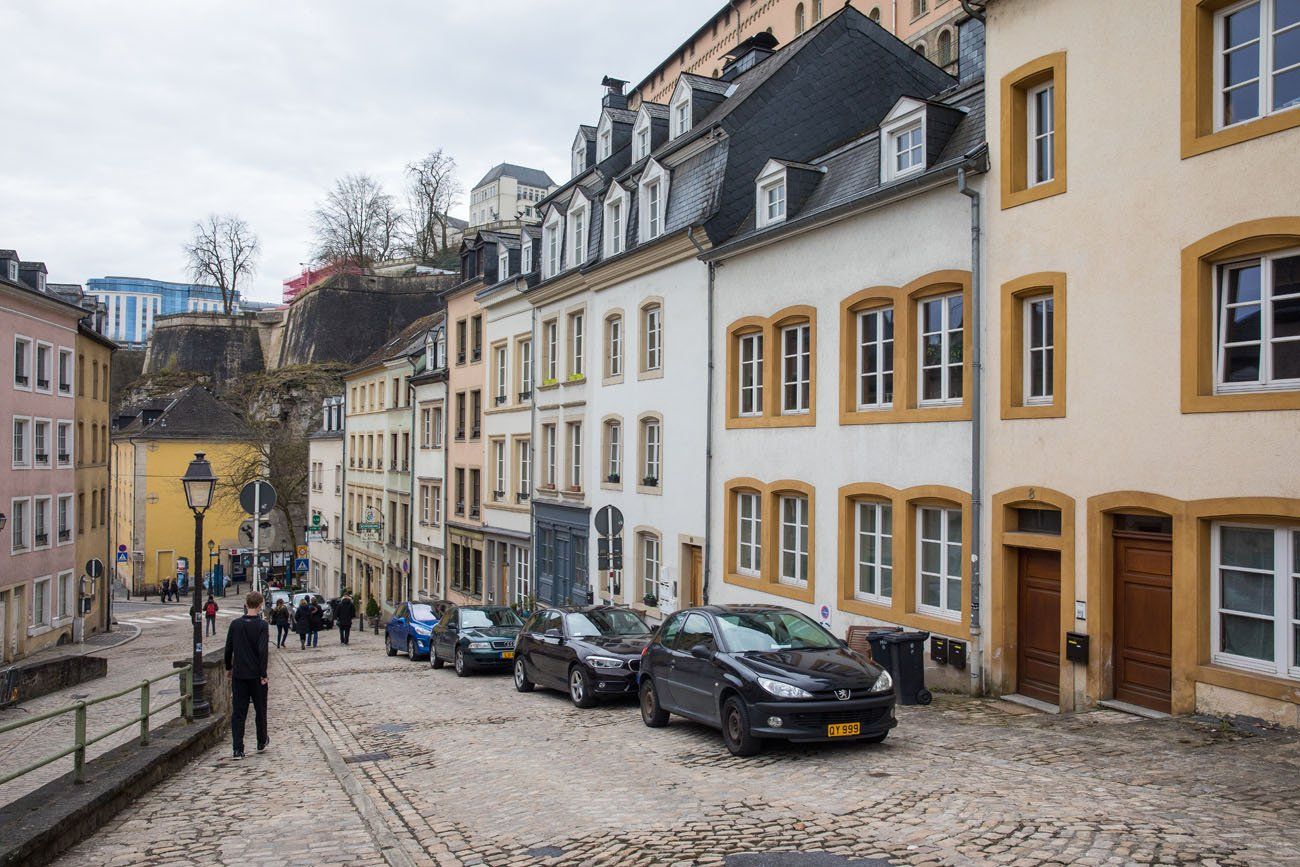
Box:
left=224, top=590, right=270, bottom=759
left=335, top=592, right=356, bottom=645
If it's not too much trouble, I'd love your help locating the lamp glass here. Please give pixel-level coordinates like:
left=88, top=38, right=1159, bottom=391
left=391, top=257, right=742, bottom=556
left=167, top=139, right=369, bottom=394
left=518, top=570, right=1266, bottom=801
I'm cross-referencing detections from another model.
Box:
left=181, top=453, right=218, bottom=512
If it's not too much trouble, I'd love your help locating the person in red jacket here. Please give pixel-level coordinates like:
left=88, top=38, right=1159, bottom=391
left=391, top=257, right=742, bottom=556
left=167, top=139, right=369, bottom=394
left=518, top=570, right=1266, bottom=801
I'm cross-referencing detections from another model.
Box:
left=203, top=595, right=219, bottom=636
left=224, top=591, right=269, bottom=759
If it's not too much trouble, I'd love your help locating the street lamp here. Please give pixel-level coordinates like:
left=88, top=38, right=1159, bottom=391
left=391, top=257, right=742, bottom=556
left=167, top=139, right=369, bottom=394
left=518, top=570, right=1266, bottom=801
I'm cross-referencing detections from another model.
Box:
left=207, top=539, right=220, bottom=597
left=181, top=452, right=217, bottom=720
left=0, top=512, right=6, bottom=531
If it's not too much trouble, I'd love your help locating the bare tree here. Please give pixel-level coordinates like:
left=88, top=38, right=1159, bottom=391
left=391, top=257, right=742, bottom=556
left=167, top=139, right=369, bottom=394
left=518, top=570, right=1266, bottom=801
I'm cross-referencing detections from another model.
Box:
left=403, top=149, right=463, bottom=261
left=311, top=173, right=401, bottom=270
left=184, top=214, right=259, bottom=314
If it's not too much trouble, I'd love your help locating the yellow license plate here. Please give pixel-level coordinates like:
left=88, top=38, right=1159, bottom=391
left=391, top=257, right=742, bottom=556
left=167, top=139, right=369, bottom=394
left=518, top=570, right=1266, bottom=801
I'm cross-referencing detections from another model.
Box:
left=827, top=722, right=860, bottom=737
left=501, top=650, right=514, bottom=659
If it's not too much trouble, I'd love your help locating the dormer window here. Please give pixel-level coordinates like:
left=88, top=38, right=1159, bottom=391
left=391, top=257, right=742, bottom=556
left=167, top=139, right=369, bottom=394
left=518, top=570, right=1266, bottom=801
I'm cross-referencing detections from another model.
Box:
left=635, top=124, right=650, bottom=160
left=670, top=82, right=693, bottom=138
left=572, top=140, right=587, bottom=177
left=755, top=164, right=788, bottom=230
left=568, top=201, right=588, bottom=269
left=5, top=261, right=15, bottom=282
left=639, top=160, right=670, bottom=244
left=598, top=129, right=611, bottom=161
left=543, top=211, right=563, bottom=279
left=892, top=123, right=923, bottom=176
left=604, top=185, right=627, bottom=257
left=521, top=235, right=533, bottom=272
left=36, top=273, right=46, bottom=292
left=880, top=98, right=928, bottom=183
left=498, top=247, right=510, bottom=280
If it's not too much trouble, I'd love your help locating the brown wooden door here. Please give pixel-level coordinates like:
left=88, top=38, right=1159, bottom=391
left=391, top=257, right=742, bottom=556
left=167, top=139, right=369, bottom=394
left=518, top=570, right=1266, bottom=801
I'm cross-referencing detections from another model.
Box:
left=685, top=545, right=704, bottom=607
left=1017, top=548, right=1061, bottom=705
left=1112, top=533, right=1173, bottom=713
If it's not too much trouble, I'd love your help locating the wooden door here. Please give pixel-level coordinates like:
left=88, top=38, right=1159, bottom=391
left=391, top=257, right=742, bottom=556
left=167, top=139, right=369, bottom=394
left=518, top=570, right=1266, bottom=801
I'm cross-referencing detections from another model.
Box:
left=1112, top=533, right=1173, bottom=713
left=683, top=545, right=704, bottom=607
left=1016, top=548, right=1061, bottom=705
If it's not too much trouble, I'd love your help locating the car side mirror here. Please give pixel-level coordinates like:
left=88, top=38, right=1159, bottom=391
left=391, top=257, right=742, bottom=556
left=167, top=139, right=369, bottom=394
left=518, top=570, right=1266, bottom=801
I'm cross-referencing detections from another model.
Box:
left=690, top=644, right=714, bottom=661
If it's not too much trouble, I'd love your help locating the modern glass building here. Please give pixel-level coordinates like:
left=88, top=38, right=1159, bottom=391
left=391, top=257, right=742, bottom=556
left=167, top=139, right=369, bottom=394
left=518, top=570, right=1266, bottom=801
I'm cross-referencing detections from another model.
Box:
left=85, top=276, right=238, bottom=346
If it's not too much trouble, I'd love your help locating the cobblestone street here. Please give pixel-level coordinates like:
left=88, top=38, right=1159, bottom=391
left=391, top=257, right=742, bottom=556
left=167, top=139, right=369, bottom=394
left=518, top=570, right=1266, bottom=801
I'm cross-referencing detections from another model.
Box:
left=38, top=619, right=1300, bottom=867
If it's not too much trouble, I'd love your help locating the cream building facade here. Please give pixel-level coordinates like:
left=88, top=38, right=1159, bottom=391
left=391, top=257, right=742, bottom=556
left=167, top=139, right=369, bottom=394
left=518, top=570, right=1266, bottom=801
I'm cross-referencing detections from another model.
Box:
left=412, top=322, right=448, bottom=599
left=307, top=395, right=344, bottom=596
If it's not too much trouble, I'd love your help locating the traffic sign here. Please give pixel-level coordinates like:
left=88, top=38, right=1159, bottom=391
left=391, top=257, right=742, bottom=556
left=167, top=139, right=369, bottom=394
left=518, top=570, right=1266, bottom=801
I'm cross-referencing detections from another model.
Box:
left=296, top=545, right=308, bottom=559
left=310, top=514, right=322, bottom=528
left=594, top=505, right=624, bottom=537
left=85, top=559, right=104, bottom=579
left=116, top=551, right=129, bottom=563
left=294, top=558, right=309, bottom=573
left=239, top=481, right=276, bottom=516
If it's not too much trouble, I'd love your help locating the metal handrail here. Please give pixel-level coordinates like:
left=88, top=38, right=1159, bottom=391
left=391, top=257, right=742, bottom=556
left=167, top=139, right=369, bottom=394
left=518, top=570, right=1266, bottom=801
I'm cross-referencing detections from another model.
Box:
left=0, top=664, right=193, bottom=786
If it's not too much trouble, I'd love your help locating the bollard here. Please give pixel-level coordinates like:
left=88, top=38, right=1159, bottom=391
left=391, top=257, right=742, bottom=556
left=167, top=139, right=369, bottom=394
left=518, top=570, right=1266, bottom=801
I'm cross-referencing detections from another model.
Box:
left=139, top=680, right=151, bottom=746
left=73, top=701, right=87, bottom=784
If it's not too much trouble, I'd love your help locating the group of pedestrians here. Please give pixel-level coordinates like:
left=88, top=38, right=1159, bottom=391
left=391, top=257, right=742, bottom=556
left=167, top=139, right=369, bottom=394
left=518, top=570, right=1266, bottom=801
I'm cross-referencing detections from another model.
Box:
left=267, top=591, right=357, bottom=649
left=158, top=577, right=188, bottom=602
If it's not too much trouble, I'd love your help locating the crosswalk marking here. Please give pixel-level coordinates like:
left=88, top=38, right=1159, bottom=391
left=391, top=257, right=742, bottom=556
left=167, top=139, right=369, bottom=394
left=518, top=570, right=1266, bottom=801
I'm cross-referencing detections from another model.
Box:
left=119, top=609, right=242, bottom=627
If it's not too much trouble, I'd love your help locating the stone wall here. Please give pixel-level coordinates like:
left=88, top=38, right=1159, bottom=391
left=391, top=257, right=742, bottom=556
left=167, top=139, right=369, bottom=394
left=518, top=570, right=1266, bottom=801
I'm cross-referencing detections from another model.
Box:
left=142, top=313, right=266, bottom=382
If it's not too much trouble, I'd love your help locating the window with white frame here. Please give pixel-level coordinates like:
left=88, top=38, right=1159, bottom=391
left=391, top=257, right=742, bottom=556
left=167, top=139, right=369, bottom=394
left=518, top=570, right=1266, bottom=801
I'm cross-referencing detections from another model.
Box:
left=420, top=483, right=432, bottom=523
left=598, top=128, right=612, bottom=161
left=1215, top=0, right=1300, bottom=130
left=11, top=498, right=28, bottom=551
left=858, top=308, right=895, bottom=409
left=917, top=506, right=962, bottom=617
left=640, top=532, right=663, bottom=600
left=1027, top=80, right=1056, bottom=186
left=605, top=420, right=621, bottom=480
left=57, top=348, right=73, bottom=395
left=519, top=339, right=533, bottom=396
left=641, top=418, right=661, bottom=484
left=644, top=181, right=663, bottom=240
left=57, top=571, right=73, bottom=621
left=498, top=247, right=510, bottom=280
left=13, top=337, right=31, bottom=389
left=778, top=494, right=809, bottom=586
left=736, top=491, right=761, bottom=576
left=606, top=314, right=623, bottom=377
left=544, top=320, right=558, bottom=382
left=919, top=293, right=964, bottom=404
left=34, top=496, right=50, bottom=548
left=1023, top=295, right=1055, bottom=404
left=738, top=332, right=764, bottom=415
left=573, top=139, right=587, bottom=176
left=642, top=303, right=662, bottom=371
left=517, top=439, right=531, bottom=496
left=432, top=406, right=444, bottom=447
left=757, top=169, right=787, bottom=229
left=543, top=424, right=556, bottom=488
left=57, top=493, right=73, bottom=543
left=635, top=123, right=650, bottom=160
left=855, top=500, right=893, bottom=604
left=494, top=346, right=508, bottom=402
left=494, top=439, right=506, bottom=496
left=569, top=311, right=584, bottom=377
left=522, top=235, right=533, bottom=272
left=605, top=195, right=624, bottom=256
left=673, top=93, right=691, bottom=137
left=1211, top=522, right=1300, bottom=679
left=544, top=215, right=562, bottom=277
left=421, top=408, right=432, bottom=447
left=12, top=417, right=30, bottom=467
left=569, top=204, right=587, bottom=268
left=31, top=575, right=51, bottom=628
left=35, top=343, right=52, bottom=392
left=513, top=545, right=531, bottom=604
left=781, top=323, right=811, bottom=414
left=567, top=422, right=582, bottom=489
left=33, top=420, right=50, bottom=467
left=892, top=123, right=924, bottom=177
left=1216, top=250, right=1300, bottom=390
left=432, top=484, right=441, bottom=525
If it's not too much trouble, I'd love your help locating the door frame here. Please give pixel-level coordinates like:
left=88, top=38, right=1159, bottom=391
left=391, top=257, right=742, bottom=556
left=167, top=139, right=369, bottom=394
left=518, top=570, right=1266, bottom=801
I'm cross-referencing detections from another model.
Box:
left=1111, top=528, right=1174, bottom=713
left=990, top=486, right=1076, bottom=710
left=678, top=536, right=705, bottom=608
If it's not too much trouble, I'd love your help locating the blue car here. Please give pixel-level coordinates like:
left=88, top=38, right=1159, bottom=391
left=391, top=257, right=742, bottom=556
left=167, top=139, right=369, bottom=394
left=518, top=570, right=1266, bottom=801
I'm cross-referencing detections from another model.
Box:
left=385, top=602, right=441, bottom=660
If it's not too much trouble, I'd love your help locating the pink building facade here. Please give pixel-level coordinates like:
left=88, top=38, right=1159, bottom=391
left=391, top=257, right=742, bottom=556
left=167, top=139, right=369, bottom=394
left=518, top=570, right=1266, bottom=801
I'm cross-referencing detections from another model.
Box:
left=2, top=272, right=84, bottom=662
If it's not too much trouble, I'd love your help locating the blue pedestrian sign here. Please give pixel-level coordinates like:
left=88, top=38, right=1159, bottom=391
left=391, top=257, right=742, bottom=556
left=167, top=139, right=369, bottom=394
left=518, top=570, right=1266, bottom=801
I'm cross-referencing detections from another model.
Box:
left=294, top=558, right=309, bottom=573
left=116, top=551, right=129, bottom=563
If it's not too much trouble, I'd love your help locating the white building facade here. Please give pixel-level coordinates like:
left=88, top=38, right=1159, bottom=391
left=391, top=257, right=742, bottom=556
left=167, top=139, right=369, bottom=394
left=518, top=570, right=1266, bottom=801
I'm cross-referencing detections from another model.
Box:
left=307, top=395, right=344, bottom=596
left=411, top=323, right=448, bottom=601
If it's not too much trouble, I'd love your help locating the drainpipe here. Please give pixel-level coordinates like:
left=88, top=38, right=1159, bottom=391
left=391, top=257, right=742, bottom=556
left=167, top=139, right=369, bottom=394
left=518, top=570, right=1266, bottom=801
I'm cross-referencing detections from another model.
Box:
left=687, top=227, right=713, bottom=605
left=339, top=401, right=348, bottom=600
left=409, top=376, right=416, bottom=602
left=957, top=164, right=984, bottom=696
left=528, top=304, right=537, bottom=604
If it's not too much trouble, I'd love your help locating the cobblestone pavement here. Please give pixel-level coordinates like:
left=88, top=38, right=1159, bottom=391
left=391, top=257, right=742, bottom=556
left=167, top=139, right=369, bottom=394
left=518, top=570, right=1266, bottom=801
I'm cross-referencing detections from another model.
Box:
left=54, top=623, right=1300, bottom=867
left=0, top=600, right=235, bottom=804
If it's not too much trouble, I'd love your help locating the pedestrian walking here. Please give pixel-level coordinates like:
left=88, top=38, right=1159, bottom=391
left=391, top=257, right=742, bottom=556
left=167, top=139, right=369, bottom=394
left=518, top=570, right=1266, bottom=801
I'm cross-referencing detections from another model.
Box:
left=160, top=578, right=171, bottom=602
left=336, top=592, right=355, bottom=645
left=294, top=598, right=310, bottom=649
left=204, top=595, right=219, bottom=636
left=223, top=590, right=269, bottom=760
left=272, top=600, right=290, bottom=648
left=307, top=599, right=323, bottom=648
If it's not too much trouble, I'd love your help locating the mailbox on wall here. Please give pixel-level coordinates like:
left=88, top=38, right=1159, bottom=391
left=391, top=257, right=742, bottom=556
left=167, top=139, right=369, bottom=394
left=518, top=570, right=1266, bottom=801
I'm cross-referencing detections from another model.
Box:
left=1066, top=632, right=1089, bottom=664
left=930, top=636, right=947, bottom=663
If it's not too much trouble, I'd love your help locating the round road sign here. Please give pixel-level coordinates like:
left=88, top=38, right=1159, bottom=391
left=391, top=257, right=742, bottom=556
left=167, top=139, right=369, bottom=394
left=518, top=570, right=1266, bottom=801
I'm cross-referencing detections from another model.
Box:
left=594, top=505, right=624, bottom=537
left=239, top=481, right=277, bottom=516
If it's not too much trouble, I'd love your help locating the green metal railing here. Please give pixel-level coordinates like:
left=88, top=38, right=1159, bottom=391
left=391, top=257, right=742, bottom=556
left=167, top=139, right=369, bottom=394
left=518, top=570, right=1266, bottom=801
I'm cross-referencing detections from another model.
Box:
left=0, top=665, right=193, bottom=786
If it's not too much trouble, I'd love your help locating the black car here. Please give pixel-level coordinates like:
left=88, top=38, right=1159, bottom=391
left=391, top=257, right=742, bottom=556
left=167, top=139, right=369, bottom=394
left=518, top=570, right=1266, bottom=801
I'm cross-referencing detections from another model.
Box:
left=638, top=604, right=896, bottom=756
left=513, top=606, right=652, bottom=707
left=430, top=605, right=524, bottom=676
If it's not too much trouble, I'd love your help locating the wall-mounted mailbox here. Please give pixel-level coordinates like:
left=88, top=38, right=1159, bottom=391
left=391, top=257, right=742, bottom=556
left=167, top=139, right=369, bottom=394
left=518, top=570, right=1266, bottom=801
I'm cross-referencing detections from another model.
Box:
left=947, top=639, right=967, bottom=669
left=930, top=636, right=948, bottom=664
left=1065, top=631, right=1089, bottom=664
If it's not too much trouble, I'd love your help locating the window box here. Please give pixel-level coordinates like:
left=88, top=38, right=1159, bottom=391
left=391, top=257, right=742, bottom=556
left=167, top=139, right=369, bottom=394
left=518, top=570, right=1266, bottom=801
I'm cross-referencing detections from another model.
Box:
left=567, top=373, right=586, bottom=383
left=471, top=350, right=481, bottom=363
left=456, top=352, right=466, bottom=365
left=494, top=395, right=506, bottom=406
left=15, top=374, right=28, bottom=387
left=641, top=475, right=659, bottom=487
left=469, top=507, right=480, bottom=519
left=492, top=489, right=504, bottom=501
left=35, top=533, right=48, bottom=546
left=58, top=530, right=70, bottom=543
left=35, top=453, right=48, bottom=465
left=518, top=390, right=532, bottom=402
left=606, top=473, right=620, bottom=484
left=516, top=491, right=530, bottom=503
left=37, top=379, right=49, bottom=391
left=541, top=378, right=559, bottom=388
left=470, top=426, right=481, bottom=439
left=58, top=453, right=69, bottom=464
left=642, top=593, right=659, bottom=607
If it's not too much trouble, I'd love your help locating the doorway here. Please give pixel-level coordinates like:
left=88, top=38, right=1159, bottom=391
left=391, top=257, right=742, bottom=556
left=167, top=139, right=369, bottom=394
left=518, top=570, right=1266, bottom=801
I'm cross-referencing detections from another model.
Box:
left=1016, top=548, right=1062, bottom=705
left=1112, top=523, right=1173, bottom=713
left=681, top=544, right=704, bottom=608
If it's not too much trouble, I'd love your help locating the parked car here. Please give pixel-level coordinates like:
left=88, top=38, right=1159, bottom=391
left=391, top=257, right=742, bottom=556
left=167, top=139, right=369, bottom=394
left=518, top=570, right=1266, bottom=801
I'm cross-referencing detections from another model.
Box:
left=638, top=604, right=896, bottom=756
left=265, top=590, right=293, bottom=621
left=513, top=606, right=651, bottom=707
left=291, top=592, right=334, bottom=629
left=430, top=605, right=524, bottom=676
left=384, top=601, right=440, bottom=660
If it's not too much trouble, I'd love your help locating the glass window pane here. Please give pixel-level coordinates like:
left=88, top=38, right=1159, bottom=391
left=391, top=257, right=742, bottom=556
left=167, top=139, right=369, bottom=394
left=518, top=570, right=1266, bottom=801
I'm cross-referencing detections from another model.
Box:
left=880, top=564, right=892, bottom=597
left=1225, top=3, right=1262, bottom=48
left=1228, top=263, right=1263, bottom=304
left=921, top=508, right=940, bottom=540
left=947, top=541, right=962, bottom=577
left=1277, top=0, right=1300, bottom=28
left=1225, top=41, right=1262, bottom=87
left=1224, top=345, right=1262, bottom=382
left=948, top=296, right=963, bottom=330
left=1035, top=136, right=1053, bottom=183
left=922, top=540, right=940, bottom=573
left=1274, top=295, right=1300, bottom=339
left=1276, top=22, right=1300, bottom=71
left=921, top=573, right=941, bottom=607
left=1226, top=302, right=1263, bottom=342
left=948, top=509, right=962, bottom=541
left=1225, top=81, right=1261, bottom=124
left=1221, top=525, right=1274, bottom=569
left=946, top=578, right=961, bottom=611
left=1221, top=612, right=1274, bottom=660
left=1221, top=568, right=1275, bottom=615
left=1274, top=66, right=1300, bottom=111
left=1030, top=303, right=1045, bottom=347
left=1272, top=340, right=1300, bottom=380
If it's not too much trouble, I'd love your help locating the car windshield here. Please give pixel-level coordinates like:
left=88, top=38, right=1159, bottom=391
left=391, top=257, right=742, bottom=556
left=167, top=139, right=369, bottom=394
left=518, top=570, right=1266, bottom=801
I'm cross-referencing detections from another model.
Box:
left=715, top=610, right=839, bottom=652
left=566, top=610, right=650, bottom=638
left=410, top=604, right=435, bottom=621
left=460, top=608, right=523, bottom=629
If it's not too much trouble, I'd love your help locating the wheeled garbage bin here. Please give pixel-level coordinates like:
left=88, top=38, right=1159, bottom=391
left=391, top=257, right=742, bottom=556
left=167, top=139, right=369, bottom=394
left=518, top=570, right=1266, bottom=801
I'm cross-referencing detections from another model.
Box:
left=864, top=629, right=932, bottom=706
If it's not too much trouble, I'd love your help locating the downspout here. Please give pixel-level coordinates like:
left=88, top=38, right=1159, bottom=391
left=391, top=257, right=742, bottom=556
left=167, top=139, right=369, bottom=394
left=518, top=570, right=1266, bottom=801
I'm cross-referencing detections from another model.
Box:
left=340, top=402, right=348, bottom=598
left=957, top=164, right=983, bottom=696
left=409, top=376, right=417, bottom=602
left=528, top=303, right=538, bottom=604
left=687, top=227, right=713, bottom=605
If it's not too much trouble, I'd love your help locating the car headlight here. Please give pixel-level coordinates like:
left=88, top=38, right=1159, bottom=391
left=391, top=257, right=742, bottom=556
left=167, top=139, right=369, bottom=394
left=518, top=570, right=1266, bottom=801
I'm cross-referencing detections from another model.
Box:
left=869, top=668, right=894, bottom=694
left=411, top=625, right=431, bottom=636
left=585, top=655, right=625, bottom=669
left=757, top=676, right=813, bottom=700
left=468, top=641, right=491, bottom=650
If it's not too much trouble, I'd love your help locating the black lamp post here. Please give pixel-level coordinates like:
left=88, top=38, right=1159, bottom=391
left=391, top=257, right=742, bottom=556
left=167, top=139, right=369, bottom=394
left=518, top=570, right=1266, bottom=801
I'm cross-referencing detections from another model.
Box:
left=207, top=539, right=219, bottom=596
left=181, top=452, right=216, bottom=720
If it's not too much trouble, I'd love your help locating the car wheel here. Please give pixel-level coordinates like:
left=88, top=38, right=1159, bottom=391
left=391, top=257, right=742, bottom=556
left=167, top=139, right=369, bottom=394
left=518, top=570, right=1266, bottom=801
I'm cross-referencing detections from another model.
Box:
left=639, top=678, right=669, bottom=728
left=430, top=648, right=444, bottom=669
left=407, top=638, right=418, bottom=660
left=569, top=666, right=597, bottom=709
left=385, top=633, right=397, bottom=657
left=721, top=696, right=762, bottom=757
left=454, top=646, right=471, bottom=677
left=513, top=656, right=535, bottom=692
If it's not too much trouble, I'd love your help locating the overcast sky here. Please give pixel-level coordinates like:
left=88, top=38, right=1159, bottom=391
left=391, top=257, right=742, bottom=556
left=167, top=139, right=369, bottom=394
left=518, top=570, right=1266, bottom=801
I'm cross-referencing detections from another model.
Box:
left=0, top=1, right=708, bottom=301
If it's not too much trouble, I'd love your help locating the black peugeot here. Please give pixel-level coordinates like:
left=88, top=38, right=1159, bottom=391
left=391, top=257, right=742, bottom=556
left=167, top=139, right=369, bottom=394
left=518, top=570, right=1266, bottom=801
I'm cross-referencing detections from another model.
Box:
left=429, top=604, right=524, bottom=676
left=513, top=606, right=652, bottom=708
left=638, top=604, right=897, bottom=756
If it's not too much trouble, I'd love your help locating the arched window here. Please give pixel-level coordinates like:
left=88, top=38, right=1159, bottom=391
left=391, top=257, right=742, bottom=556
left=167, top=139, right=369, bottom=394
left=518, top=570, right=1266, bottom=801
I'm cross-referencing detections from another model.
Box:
left=913, top=41, right=927, bottom=57
left=795, top=2, right=805, bottom=34
left=870, top=6, right=881, bottom=21
left=813, top=0, right=823, bottom=22
left=938, top=30, right=953, bottom=66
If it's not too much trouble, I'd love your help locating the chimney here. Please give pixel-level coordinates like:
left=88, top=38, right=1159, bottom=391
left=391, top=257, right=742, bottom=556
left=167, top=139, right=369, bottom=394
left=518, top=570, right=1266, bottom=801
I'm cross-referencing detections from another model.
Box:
left=721, top=31, right=779, bottom=82
left=601, top=75, right=629, bottom=110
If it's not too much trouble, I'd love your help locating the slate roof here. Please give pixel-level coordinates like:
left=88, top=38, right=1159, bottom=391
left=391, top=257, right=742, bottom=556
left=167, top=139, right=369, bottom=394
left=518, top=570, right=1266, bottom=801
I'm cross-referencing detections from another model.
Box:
left=577, top=125, right=597, bottom=141
left=639, top=102, right=670, bottom=121
left=679, top=72, right=731, bottom=96
left=114, top=386, right=252, bottom=441
left=604, top=107, right=638, bottom=125
left=472, top=163, right=556, bottom=190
